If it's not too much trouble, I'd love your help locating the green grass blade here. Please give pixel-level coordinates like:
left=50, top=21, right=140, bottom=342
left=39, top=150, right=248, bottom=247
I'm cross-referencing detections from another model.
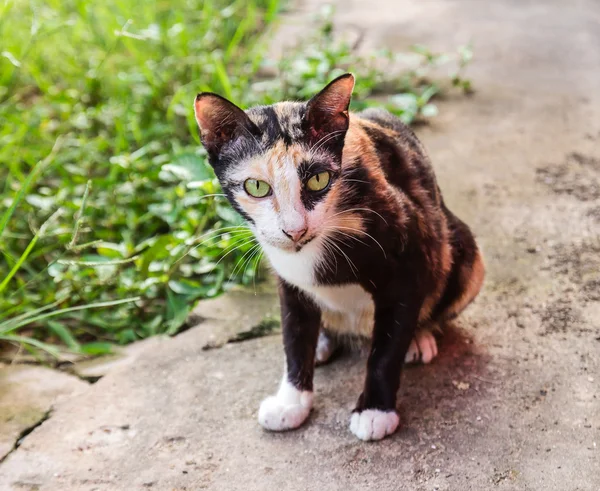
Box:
left=6, top=296, right=142, bottom=332
left=67, top=179, right=91, bottom=250
left=56, top=256, right=139, bottom=266
left=47, top=320, right=81, bottom=351
left=0, top=208, right=61, bottom=295
left=0, top=233, right=41, bottom=295
left=0, top=334, right=61, bottom=358
left=0, top=297, right=64, bottom=327
left=0, top=137, right=62, bottom=239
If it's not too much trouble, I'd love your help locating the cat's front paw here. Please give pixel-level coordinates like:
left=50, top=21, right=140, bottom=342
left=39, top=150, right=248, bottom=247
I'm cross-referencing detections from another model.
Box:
left=350, top=409, right=399, bottom=441
left=258, top=393, right=312, bottom=431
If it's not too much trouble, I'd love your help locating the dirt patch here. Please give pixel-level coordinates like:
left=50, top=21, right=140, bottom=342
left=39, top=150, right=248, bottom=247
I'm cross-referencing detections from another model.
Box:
left=491, top=468, right=519, bottom=485
left=538, top=299, right=584, bottom=336
left=582, top=279, right=600, bottom=302
left=544, top=240, right=600, bottom=303
left=536, top=151, right=600, bottom=201
left=525, top=238, right=600, bottom=337
left=569, top=151, right=600, bottom=170
left=586, top=206, right=600, bottom=223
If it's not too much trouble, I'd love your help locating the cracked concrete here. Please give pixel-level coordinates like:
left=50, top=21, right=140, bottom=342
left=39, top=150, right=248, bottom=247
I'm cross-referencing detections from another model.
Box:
left=0, top=365, right=87, bottom=463
left=1, top=0, right=599, bottom=489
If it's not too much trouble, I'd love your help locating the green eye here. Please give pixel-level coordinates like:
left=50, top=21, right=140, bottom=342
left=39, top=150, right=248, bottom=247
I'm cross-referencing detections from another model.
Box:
left=244, top=179, right=271, bottom=198
left=306, top=171, right=331, bottom=192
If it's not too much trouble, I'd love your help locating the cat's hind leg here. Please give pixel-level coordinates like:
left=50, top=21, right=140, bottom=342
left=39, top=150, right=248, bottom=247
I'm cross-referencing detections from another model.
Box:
left=315, top=329, right=338, bottom=366
left=405, top=209, right=484, bottom=367
left=404, top=326, right=439, bottom=364
left=433, top=206, right=485, bottom=322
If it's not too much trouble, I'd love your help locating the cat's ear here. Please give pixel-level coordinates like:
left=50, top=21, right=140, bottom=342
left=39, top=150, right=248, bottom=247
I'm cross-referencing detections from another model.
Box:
left=194, top=93, right=257, bottom=156
left=304, top=73, right=355, bottom=141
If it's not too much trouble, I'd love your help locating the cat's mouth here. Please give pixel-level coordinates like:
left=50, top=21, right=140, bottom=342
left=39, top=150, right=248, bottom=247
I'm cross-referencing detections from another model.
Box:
left=294, top=234, right=316, bottom=252
left=261, top=232, right=317, bottom=253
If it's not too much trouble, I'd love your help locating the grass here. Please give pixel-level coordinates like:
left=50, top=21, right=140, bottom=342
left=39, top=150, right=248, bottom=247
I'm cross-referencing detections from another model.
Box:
left=0, top=1, right=472, bottom=359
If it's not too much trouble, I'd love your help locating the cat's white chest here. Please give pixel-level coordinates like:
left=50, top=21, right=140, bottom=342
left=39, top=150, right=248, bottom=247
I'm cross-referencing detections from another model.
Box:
left=262, top=240, right=321, bottom=287
left=263, top=240, right=374, bottom=336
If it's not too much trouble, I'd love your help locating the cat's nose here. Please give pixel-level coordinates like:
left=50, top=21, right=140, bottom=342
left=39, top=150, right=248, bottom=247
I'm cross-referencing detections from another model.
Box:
left=282, top=227, right=307, bottom=242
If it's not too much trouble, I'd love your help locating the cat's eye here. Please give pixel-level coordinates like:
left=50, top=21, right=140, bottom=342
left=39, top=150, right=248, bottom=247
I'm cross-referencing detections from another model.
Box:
left=306, top=171, right=331, bottom=192
left=244, top=179, right=271, bottom=198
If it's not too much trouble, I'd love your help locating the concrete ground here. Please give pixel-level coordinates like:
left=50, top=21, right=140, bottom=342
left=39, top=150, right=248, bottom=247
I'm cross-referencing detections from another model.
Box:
left=1, top=0, right=599, bottom=489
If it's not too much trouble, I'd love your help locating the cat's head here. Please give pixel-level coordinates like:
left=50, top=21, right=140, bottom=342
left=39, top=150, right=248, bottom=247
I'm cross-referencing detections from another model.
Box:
left=194, top=74, right=361, bottom=254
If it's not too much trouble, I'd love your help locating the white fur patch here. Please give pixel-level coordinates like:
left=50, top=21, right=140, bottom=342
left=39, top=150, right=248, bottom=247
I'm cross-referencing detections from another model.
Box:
left=305, top=283, right=372, bottom=313
left=350, top=409, right=400, bottom=441
left=262, top=238, right=321, bottom=287
left=404, top=329, right=438, bottom=364
left=258, top=376, right=313, bottom=431
left=310, top=283, right=374, bottom=337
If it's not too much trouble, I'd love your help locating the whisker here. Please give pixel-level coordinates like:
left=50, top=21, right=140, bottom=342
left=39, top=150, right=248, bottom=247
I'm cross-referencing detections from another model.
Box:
left=189, top=229, right=253, bottom=250
left=242, top=245, right=263, bottom=283
left=308, top=129, right=341, bottom=152
left=316, top=237, right=333, bottom=274
left=309, top=129, right=346, bottom=155
left=323, top=231, right=354, bottom=249
left=333, top=225, right=387, bottom=259
left=252, top=251, right=264, bottom=294
left=186, top=225, right=250, bottom=246
left=173, top=229, right=252, bottom=266
left=320, top=237, right=336, bottom=273
left=321, top=238, right=338, bottom=274
left=323, top=236, right=358, bottom=278
left=334, top=242, right=358, bottom=278
left=213, top=236, right=258, bottom=269
left=173, top=227, right=252, bottom=266
left=239, top=124, right=262, bottom=150
left=303, top=158, right=320, bottom=175
left=228, top=242, right=262, bottom=283
left=190, top=193, right=228, bottom=199
left=327, top=207, right=389, bottom=225
left=241, top=244, right=263, bottom=279
left=324, top=228, right=369, bottom=248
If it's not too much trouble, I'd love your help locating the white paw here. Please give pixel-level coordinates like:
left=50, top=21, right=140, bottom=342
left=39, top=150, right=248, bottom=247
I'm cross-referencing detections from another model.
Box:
left=258, top=394, right=312, bottom=431
left=315, top=330, right=336, bottom=365
left=404, top=329, right=438, bottom=364
left=258, top=375, right=313, bottom=432
left=350, top=409, right=400, bottom=441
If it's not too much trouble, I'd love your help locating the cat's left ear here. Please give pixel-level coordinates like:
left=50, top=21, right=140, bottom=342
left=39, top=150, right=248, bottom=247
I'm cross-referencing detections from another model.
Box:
left=304, top=73, right=355, bottom=142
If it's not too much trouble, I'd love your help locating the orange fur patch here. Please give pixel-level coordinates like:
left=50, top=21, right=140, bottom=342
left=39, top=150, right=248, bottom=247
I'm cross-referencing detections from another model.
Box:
left=444, top=248, right=485, bottom=319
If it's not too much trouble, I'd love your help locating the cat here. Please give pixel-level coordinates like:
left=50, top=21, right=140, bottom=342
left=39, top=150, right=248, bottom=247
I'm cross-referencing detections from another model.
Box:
left=193, top=73, right=484, bottom=441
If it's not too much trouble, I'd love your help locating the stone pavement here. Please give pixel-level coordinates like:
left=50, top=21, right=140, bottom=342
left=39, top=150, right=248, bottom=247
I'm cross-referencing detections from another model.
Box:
left=1, top=0, right=599, bottom=489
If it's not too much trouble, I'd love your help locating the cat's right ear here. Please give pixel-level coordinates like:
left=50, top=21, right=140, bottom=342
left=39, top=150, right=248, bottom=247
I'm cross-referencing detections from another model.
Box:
left=194, top=93, right=257, bottom=157
left=304, top=73, right=355, bottom=143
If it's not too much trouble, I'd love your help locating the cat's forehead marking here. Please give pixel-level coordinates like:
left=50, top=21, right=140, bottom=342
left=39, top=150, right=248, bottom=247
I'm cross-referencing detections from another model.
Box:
left=270, top=140, right=305, bottom=170
left=273, top=102, right=304, bottom=140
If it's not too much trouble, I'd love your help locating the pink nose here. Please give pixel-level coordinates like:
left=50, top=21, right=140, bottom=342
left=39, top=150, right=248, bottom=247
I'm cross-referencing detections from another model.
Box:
left=282, top=227, right=307, bottom=242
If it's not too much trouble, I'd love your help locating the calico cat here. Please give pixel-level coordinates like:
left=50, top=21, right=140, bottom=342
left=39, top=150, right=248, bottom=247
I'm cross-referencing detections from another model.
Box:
left=193, top=73, right=484, bottom=441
